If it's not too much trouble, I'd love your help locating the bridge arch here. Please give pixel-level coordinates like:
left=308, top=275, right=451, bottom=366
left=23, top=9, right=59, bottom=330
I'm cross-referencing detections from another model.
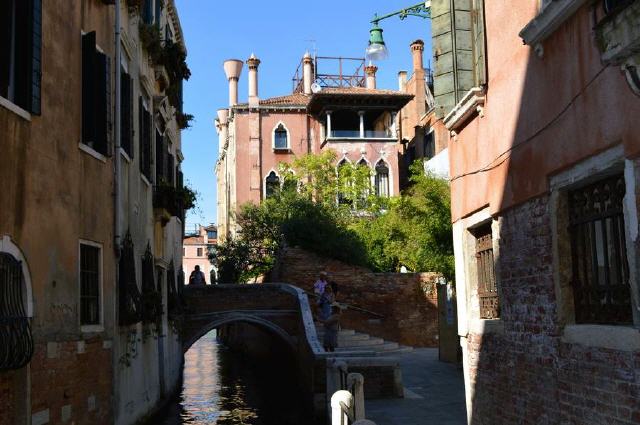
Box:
left=182, top=312, right=297, bottom=353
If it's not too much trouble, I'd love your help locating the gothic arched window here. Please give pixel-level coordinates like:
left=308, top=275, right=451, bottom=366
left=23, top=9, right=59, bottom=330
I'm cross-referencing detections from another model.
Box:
left=0, top=252, right=34, bottom=370
left=375, top=160, right=390, bottom=197
left=273, top=123, right=289, bottom=150
left=265, top=171, right=280, bottom=198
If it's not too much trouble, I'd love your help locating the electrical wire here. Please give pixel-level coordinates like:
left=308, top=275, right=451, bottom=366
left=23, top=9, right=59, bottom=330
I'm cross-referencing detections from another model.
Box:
left=449, top=65, right=609, bottom=183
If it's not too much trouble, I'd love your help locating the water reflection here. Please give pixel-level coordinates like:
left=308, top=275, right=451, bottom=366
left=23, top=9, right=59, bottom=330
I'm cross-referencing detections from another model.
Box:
left=154, top=330, right=307, bottom=425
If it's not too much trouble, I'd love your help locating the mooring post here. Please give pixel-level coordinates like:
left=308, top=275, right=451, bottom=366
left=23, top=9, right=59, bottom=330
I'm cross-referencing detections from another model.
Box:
left=330, top=390, right=353, bottom=425
left=347, top=373, right=365, bottom=421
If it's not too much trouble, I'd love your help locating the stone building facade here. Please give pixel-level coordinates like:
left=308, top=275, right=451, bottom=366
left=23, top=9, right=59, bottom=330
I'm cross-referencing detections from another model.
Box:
left=215, top=53, right=414, bottom=239
left=443, top=0, right=640, bottom=423
left=0, top=1, right=188, bottom=424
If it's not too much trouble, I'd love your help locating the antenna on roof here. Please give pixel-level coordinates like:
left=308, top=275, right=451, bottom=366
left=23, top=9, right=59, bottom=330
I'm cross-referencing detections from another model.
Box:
left=304, top=38, right=318, bottom=61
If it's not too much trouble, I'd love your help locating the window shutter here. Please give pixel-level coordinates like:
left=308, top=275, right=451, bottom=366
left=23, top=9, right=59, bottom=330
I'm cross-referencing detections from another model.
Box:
left=94, top=52, right=108, bottom=155
left=105, top=55, right=112, bottom=154
left=120, top=72, right=132, bottom=157
left=82, top=32, right=97, bottom=147
left=138, top=96, right=144, bottom=170
left=155, top=0, right=163, bottom=28
left=143, top=0, right=153, bottom=25
left=29, top=0, right=41, bottom=114
left=144, top=111, right=152, bottom=178
left=472, top=0, right=487, bottom=87
left=0, top=1, right=12, bottom=98
left=155, top=129, right=164, bottom=183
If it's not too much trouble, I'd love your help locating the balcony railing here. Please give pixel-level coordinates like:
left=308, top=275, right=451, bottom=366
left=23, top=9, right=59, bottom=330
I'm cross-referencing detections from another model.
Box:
left=328, top=130, right=394, bottom=139
left=153, top=184, right=183, bottom=218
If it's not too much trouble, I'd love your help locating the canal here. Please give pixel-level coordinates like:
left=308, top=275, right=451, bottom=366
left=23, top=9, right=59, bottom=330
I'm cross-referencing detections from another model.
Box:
left=151, top=330, right=310, bottom=425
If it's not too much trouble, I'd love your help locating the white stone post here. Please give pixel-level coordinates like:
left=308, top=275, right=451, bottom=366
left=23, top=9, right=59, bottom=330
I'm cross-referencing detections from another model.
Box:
left=347, top=373, right=365, bottom=421
left=331, top=390, right=353, bottom=425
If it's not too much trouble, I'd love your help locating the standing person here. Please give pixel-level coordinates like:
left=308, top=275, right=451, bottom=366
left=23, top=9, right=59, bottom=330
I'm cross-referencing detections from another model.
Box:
left=322, top=304, right=341, bottom=352
left=189, top=265, right=206, bottom=285
left=313, top=271, right=329, bottom=295
left=317, top=284, right=335, bottom=322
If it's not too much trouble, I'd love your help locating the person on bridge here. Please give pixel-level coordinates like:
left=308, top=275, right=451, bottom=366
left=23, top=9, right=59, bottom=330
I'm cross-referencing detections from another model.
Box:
left=317, top=283, right=335, bottom=321
left=322, top=304, right=341, bottom=352
left=313, top=271, right=329, bottom=295
left=189, top=265, right=206, bottom=285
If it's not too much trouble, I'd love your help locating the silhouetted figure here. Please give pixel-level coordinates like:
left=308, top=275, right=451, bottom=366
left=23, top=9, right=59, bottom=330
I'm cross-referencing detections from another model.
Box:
left=189, top=265, right=206, bottom=285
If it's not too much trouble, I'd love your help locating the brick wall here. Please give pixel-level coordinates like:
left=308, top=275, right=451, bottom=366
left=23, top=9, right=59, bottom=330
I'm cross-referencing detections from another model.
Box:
left=466, top=195, right=640, bottom=425
left=29, top=338, right=113, bottom=424
left=272, top=247, right=440, bottom=347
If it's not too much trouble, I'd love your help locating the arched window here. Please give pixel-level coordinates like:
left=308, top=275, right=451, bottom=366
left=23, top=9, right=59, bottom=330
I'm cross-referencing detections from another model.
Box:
left=0, top=252, right=34, bottom=370
left=265, top=171, right=280, bottom=198
left=273, top=123, right=289, bottom=150
left=337, top=159, right=351, bottom=205
left=356, top=159, right=370, bottom=207
left=375, top=160, right=390, bottom=197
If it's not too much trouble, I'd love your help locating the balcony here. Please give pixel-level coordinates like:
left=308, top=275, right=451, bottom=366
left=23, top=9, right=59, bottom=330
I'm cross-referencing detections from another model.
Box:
left=153, top=184, right=183, bottom=225
left=325, top=109, right=397, bottom=142
left=328, top=129, right=394, bottom=140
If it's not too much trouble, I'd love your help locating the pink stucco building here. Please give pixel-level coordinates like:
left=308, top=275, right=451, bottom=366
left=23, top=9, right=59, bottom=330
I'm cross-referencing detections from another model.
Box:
left=182, top=225, right=217, bottom=284
left=215, top=51, right=418, bottom=239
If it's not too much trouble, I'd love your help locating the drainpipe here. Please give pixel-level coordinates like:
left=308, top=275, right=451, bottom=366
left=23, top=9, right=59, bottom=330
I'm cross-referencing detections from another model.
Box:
left=114, top=0, right=122, bottom=251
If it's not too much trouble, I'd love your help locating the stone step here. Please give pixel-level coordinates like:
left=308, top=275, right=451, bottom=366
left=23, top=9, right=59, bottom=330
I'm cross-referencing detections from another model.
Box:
left=314, top=325, right=415, bottom=356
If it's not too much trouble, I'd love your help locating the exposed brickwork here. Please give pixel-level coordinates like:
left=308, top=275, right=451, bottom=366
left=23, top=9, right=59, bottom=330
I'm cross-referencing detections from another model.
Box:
left=466, top=195, right=640, bottom=425
left=30, top=338, right=112, bottom=424
left=273, top=247, right=440, bottom=347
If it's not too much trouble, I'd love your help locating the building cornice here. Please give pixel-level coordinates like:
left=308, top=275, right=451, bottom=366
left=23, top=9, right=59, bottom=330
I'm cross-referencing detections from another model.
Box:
left=519, top=0, right=590, bottom=53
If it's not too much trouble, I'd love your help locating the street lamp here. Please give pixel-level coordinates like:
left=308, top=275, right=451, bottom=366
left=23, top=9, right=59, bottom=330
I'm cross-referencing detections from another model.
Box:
left=366, top=1, right=432, bottom=61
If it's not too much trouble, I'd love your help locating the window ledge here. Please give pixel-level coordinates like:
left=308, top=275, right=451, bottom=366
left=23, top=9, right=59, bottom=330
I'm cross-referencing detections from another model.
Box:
left=80, top=324, right=104, bottom=334
left=468, top=318, right=504, bottom=335
left=519, top=0, right=590, bottom=48
left=0, top=96, right=31, bottom=121
left=120, top=148, right=132, bottom=163
left=273, top=147, right=292, bottom=153
left=562, top=324, right=640, bottom=352
left=443, top=87, right=486, bottom=133
left=79, top=143, right=107, bottom=163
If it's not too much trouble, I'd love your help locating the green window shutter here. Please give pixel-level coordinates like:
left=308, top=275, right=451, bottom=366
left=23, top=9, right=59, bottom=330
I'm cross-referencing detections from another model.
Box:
left=29, top=0, right=41, bottom=114
left=138, top=96, right=144, bottom=170
left=82, top=32, right=97, bottom=147
left=0, top=1, right=13, bottom=99
left=472, top=0, right=487, bottom=87
left=94, top=51, right=108, bottom=155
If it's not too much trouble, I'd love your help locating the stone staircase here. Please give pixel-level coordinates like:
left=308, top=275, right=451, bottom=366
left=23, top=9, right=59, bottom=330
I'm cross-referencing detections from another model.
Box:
left=315, top=326, right=414, bottom=356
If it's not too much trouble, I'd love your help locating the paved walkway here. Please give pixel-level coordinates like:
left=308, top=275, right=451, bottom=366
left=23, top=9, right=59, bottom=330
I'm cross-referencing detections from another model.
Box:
left=365, top=348, right=467, bottom=425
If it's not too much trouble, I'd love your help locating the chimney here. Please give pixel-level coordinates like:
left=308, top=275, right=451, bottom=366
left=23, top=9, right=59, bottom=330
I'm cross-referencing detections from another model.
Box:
left=410, top=39, right=424, bottom=73
left=216, top=108, right=229, bottom=154
left=365, top=62, right=378, bottom=89
left=303, top=52, right=314, bottom=95
left=223, top=59, right=243, bottom=106
left=398, top=71, right=407, bottom=92
left=247, top=53, right=261, bottom=107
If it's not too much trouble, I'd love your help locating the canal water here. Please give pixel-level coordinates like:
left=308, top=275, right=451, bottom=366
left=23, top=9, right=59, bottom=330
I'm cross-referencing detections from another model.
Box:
left=152, top=331, right=309, bottom=425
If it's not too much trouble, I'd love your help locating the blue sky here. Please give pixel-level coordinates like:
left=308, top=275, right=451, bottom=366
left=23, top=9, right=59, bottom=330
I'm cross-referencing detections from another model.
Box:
left=176, top=0, right=433, bottom=231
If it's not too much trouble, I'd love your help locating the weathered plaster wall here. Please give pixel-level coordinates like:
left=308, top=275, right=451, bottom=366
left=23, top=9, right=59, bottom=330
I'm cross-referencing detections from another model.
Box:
left=273, top=247, right=440, bottom=347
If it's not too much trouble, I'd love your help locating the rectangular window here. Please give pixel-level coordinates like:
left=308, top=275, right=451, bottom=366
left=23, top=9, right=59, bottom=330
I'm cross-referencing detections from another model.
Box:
left=471, top=0, right=487, bottom=87
left=82, top=32, right=110, bottom=155
left=475, top=224, right=499, bottom=319
left=424, top=130, right=435, bottom=160
left=120, top=70, right=133, bottom=158
left=0, top=0, right=41, bottom=114
left=139, top=96, right=152, bottom=179
left=568, top=174, right=631, bottom=324
left=80, top=243, right=101, bottom=325
left=197, top=248, right=203, bottom=257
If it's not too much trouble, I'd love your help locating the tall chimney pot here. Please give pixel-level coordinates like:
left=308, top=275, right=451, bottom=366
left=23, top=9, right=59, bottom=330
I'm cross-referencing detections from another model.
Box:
left=410, top=40, right=424, bottom=72
left=303, top=52, right=314, bottom=95
left=365, top=62, right=378, bottom=90
left=223, top=59, right=243, bottom=106
left=247, top=54, right=261, bottom=107
left=216, top=108, right=229, bottom=155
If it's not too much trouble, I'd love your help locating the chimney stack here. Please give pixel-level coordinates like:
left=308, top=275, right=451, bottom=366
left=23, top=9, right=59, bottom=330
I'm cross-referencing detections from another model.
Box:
left=223, top=59, right=243, bottom=106
left=410, top=39, right=425, bottom=72
left=365, top=62, right=378, bottom=89
left=303, top=52, right=314, bottom=95
left=247, top=53, right=261, bottom=107
left=216, top=108, right=229, bottom=154
left=398, top=71, right=407, bottom=92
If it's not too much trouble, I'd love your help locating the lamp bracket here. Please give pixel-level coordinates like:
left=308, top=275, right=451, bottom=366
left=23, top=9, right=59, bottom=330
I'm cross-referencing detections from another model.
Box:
left=371, top=1, right=432, bottom=24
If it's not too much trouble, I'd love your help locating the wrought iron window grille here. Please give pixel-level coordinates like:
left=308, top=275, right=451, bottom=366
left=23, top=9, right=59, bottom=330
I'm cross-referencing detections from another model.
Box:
left=119, top=231, right=143, bottom=326
left=0, top=253, right=34, bottom=370
left=474, top=225, right=499, bottom=319
left=568, top=174, right=632, bottom=325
